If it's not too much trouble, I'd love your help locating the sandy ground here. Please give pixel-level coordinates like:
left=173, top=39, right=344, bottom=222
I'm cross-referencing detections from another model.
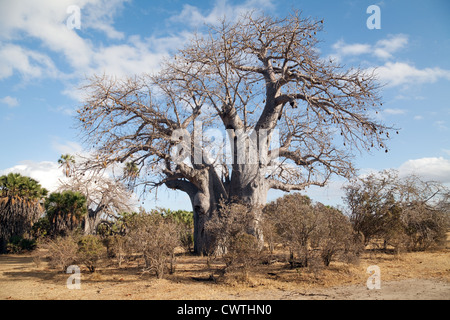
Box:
left=0, top=250, right=449, bottom=300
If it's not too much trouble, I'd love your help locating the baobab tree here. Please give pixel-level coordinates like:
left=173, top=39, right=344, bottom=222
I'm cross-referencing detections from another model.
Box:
left=76, top=12, right=394, bottom=253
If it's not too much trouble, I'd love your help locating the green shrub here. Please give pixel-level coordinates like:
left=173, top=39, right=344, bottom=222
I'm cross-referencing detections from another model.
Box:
left=77, top=235, right=106, bottom=272
left=6, top=235, right=37, bottom=253
left=31, top=217, right=51, bottom=239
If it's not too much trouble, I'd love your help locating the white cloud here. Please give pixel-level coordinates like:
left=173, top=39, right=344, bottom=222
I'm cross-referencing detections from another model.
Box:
left=332, top=40, right=371, bottom=57
left=81, top=0, right=129, bottom=40
left=373, top=34, right=408, bottom=59
left=372, top=62, right=450, bottom=87
left=0, top=96, right=19, bottom=108
left=1, top=140, right=88, bottom=192
left=0, top=161, right=67, bottom=192
left=398, top=157, right=450, bottom=183
left=51, top=139, right=84, bottom=156
left=0, top=0, right=195, bottom=92
left=384, top=108, right=406, bottom=115
left=0, top=0, right=94, bottom=72
left=330, top=34, right=408, bottom=62
left=434, top=120, right=448, bottom=131
left=170, top=0, right=275, bottom=27
left=0, top=43, right=60, bottom=80
left=330, top=34, right=450, bottom=88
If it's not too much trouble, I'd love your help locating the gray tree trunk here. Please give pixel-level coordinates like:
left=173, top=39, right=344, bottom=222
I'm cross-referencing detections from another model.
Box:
left=84, top=207, right=103, bottom=235
left=189, top=163, right=268, bottom=254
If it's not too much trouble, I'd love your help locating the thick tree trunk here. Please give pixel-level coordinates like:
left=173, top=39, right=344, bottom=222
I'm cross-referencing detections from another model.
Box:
left=191, top=164, right=268, bottom=254
left=229, top=163, right=268, bottom=249
left=192, top=190, right=214, bottom=254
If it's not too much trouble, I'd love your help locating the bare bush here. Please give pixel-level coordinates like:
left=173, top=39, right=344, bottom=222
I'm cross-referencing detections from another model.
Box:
left=312, top=204, right=363, bottom=266
left=344, top=170, right=449, bottom=252
left=205, top=199, right=261, bottom=279
left=263, top=193, right=362, bottom=269
left=126, top=212, right=180, bottom=279
left=38, top=234, right=79, bottom=272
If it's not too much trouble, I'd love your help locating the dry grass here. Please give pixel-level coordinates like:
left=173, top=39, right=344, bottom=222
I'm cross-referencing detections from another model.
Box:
left=0, top=235, right=449, bottom=300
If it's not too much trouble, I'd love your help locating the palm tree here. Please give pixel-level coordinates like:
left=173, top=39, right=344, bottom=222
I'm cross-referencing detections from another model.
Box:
left=58, top=154, right=76, bottom=177
left=45, top=190, right=87, bottom=237
left=123, top=162, right=139, bottom=189
left=0, top=173, right=48, bottom=253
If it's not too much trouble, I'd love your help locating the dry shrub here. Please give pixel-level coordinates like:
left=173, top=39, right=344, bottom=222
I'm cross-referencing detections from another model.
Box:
left=126, top=212, right=180, bottom=279
left=263, top=193, right=363, bottom=270
left=103, top=234, right=131, bottom=267
left=344, top=170, right=449, bottom=252
left=205, top=199, right=262, bottom=281
left=38, top=234, right=79, bottom=272
left=36, top=233, right=106, bottom=273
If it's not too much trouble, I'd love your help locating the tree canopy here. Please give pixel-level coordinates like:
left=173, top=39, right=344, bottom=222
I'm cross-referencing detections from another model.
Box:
left=76, top=11, right=394, bottom=253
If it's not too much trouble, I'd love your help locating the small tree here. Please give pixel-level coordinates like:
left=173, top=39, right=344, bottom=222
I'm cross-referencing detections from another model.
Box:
left=267, top=193, right=318, bottom=267
left=77, top=235, right=106, bottom=272
left=261, top=202, right=280, bottom=254
left=344, top=170, right=449, bottom=252
left=312, top=204, right=362, bottom=266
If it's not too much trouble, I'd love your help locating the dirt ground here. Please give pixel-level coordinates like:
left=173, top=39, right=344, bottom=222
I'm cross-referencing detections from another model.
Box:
left=0, top=247, right=449, bottom=300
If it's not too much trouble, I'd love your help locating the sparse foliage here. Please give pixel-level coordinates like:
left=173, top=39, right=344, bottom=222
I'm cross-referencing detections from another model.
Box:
left=265, top=194, right=318, bottom=267
left=263, top=193, right=362, bottom=268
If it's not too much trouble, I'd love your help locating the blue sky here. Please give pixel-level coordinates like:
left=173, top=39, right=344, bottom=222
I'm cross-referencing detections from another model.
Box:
left=1, top=0, right=450, bottom=210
